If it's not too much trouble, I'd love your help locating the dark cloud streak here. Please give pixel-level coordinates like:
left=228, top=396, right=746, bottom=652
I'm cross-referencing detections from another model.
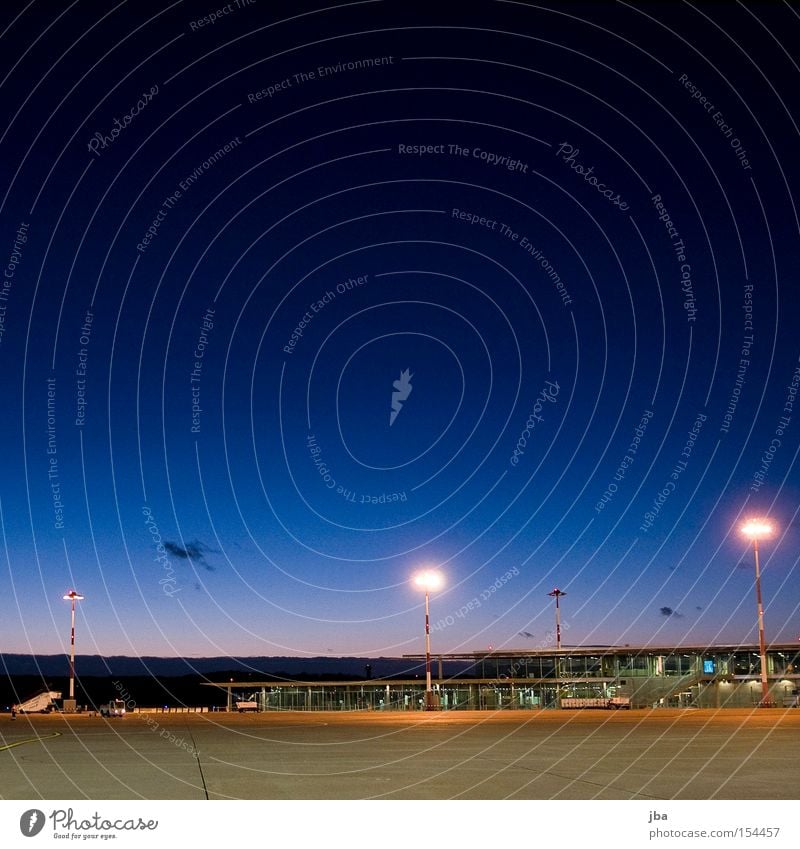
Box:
left=163, top=539, right=217, bottom=572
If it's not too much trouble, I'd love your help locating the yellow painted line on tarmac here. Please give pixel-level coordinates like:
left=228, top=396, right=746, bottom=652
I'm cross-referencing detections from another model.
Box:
left=0, top=731, right=62, bottom=751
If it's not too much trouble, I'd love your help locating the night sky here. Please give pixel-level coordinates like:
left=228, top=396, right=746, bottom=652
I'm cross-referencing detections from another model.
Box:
left=1, top=0, right=798, bottom=659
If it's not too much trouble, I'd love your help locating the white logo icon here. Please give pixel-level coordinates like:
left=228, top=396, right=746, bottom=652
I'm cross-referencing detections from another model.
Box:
left=390, top=369, right=413, bottom=426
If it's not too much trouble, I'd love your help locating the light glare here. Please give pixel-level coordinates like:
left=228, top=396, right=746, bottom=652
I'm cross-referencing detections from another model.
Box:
left=740, top=519, right=774, bottom=540
left=413, top=570, right=443, bottom=591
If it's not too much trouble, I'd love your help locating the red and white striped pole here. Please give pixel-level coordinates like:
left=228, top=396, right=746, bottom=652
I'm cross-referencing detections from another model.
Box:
left=63, top=590, right=84, bottom=700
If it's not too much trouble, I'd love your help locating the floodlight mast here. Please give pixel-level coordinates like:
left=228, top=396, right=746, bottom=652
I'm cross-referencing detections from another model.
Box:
left=740, top=519, right=775, bottom=707
left=548, top=588, right=567, bottom=704
left=413, top=571, right=442, bottom=710
left=547, top=588, right=566, bottom=650
left=62, top=590, right=85, bottom=700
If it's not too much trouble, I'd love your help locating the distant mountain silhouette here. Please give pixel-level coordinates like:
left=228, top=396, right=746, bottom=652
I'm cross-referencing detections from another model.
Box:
left=0, top=654, right=473, bottom=679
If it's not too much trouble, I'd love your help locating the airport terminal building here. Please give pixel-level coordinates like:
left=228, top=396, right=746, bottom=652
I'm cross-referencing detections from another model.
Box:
left=212, top=643, right=800, bottom=711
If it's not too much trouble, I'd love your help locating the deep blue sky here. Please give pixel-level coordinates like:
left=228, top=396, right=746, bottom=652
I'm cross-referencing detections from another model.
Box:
left=1, top=0, right=799, bottom=658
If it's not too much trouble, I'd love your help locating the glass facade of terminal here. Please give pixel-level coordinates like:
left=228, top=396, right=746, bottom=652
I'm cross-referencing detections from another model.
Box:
left=215, top=645, right=800, bottom=711
left=469, top=648, right=800, bottom=680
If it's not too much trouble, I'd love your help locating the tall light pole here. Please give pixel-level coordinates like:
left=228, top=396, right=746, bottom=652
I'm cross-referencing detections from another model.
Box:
left=413, top=570, right=443, bottom=710
left=63, top=590, right=84, bottom=700
left=548, top=588, right=566, bottom=650
left=548, top=588, right=567, bottom=705
left=740, top=519, right=775, bottom=707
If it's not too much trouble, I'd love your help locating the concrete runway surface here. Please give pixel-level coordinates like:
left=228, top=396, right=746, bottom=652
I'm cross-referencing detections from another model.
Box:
left=1, top=709, right=798, bottom=800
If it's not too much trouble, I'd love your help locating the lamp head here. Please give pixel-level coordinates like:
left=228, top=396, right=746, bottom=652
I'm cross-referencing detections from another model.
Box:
left=412, top=570, right=443, bottom=592
left=740, top=519, right=775, bottom=540
left=63, top=590, right=85, bottom=601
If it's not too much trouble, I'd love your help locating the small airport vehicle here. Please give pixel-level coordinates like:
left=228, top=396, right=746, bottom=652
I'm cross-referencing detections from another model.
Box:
left=99, top=699, right=126, bottom=717
left=235, top=700, right=258, bottom=713
left=13, top=691, right=62, bottom=714
left=560, top=696, right=631, bottom=710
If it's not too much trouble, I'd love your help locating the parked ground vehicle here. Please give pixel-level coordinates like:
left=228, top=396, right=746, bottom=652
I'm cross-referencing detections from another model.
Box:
left=560, top=696, right=631, bottom=710
left=235, top=700, right=258, bottom=712
left=99, top=699, right=126, bottom=717
left=12, top=691, right=61, bottom=713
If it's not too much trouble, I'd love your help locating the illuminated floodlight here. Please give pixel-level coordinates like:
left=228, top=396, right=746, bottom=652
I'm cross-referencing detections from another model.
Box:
left=413, top=570, right=443, bottom=592
left=412, top=570, right=443, bottom=710
left=741, top=519, right=774, bottom=539
left=739, top=519, right=777, bottom=707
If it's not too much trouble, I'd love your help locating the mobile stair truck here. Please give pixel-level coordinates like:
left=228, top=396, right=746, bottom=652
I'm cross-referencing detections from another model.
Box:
left=13, top=691, right=62, bottom=713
